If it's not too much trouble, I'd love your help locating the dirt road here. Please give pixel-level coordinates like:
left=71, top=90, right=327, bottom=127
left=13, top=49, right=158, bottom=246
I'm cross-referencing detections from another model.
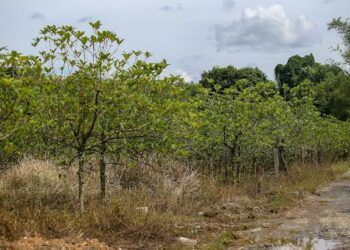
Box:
left=240, top=171, right=350, bottom=250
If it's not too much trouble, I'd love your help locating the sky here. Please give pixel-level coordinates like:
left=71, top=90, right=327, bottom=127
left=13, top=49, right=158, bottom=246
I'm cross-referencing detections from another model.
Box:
left=0, top=0, right=349, bottom=82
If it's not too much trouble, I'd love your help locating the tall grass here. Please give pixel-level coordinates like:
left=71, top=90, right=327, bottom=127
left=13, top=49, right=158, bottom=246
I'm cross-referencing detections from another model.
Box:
left=0, top=157, right=218, bottom=244
left=0, top=157, right=348, bottom=247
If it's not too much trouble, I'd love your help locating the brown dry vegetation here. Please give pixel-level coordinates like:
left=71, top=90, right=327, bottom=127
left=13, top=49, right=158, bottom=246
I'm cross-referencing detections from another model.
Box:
left=0, top=157, right=349, bottom=249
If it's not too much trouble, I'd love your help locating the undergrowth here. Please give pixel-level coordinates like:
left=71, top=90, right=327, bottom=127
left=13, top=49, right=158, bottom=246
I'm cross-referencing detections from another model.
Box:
left=0, top=157, right=348, bottom=248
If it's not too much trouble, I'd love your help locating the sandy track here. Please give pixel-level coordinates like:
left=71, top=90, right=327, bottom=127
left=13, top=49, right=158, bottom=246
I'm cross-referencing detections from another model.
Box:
left=240, top=171, right=350, bottom=250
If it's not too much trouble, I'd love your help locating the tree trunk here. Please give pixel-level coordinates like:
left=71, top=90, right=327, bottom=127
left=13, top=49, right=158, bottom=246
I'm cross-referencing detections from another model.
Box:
left=317, top=149, right=323, bottom=165
left=256, top=165, right=264, bottom=196
left=202, top=161, right=206, bottom=179
left=217, top=158, right=222, bottom=179
left=313, top=149, right=318, bottom=166
left=236, top=145, right=241, bottom=183
left=225, top=159, right=229, bottom=182
left=273, top=148, right=279, bottom=176
left=253, top=156, right=257, bottom=177
left=78, top=151, right=85, bottom=211
left=278, top=146, right=287, bottom=172
left=301, top=147, right=305, bottom=166
left=231, top=161, right=235, bottom=184
left=99, top=138, right=107, bottom=202
left=230, top=146, right=236, bottom=184
left=235, top=164, right=241, bottom=184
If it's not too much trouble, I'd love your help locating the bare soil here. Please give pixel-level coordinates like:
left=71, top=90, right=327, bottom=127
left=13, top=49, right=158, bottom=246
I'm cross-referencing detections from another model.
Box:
left=235, top=171, right=350, bottom=249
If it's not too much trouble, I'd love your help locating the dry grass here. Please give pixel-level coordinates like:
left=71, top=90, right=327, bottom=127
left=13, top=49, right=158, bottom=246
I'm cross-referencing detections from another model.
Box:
left=0, top=157, right=76, bottom=208
left=0, top=157, right=348, bottom=248
left=107, top=158, right=206, bottom=214
left=254, top=162, right=350, bottom=213
left=0, top=157, right=218, bottom=247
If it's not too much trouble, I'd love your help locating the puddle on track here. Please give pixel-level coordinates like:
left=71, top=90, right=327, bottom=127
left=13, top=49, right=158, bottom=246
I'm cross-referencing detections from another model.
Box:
left=272, top=237, right=340, bottom=250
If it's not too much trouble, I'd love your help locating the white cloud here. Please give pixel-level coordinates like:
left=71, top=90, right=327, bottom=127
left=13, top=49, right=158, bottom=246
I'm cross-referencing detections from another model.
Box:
left=161, top=67, right=194, bottom=82
left=215, top=4, right=320, bottom=51
left=174, top=69, right=193, bottom=82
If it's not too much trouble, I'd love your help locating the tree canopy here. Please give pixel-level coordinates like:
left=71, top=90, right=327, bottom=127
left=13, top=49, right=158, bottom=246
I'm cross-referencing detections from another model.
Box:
left=199, top=65, right=267, bottom=93
left=328, top=17, right=350, bottom=70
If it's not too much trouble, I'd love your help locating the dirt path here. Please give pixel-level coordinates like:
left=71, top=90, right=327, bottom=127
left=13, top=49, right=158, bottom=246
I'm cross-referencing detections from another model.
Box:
left=238, top=171, right=350, bottom=250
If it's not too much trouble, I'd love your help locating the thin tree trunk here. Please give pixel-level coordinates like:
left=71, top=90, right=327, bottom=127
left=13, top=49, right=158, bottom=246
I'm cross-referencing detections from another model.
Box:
left=278, top=146, right=287, bottom=172
left=202, top=161, right=206, bottom=178
left=217, top=158, right=222, bottom=179
left=236, top=146, right=241, bottom=183
left=253, top=156, right=257, bottom=177
left=99, top=138, right=107, bottom=202
left=301, top=147, right=305, bottom=166
left=225, top=159, right=229, bottom=182
left=235, top=164, right=241, bottom=184
left=256, top=165, right=264, bottom=196
left=317, top=149, right=323, bottom=165
left=231, top=160, right=235, bottom=184
left=273, top=148, right=279, bottom=176
left=313, top=149, right=318, bottom=166
left=230, top=146, right=236, bottom=184
left=78, top=151, right=85, bottom=211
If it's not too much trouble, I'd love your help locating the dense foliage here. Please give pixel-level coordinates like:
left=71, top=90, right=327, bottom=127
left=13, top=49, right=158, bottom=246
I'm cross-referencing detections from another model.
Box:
left=199, top=65, right=267, bottom=92
left=1, top=19, right=350, bottom=209
left=274, top=53, right=350, bottom=120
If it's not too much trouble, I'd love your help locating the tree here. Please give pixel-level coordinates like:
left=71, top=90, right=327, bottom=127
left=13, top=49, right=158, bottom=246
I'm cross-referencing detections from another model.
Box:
left=316, top=70, right=350, bottom=121
left=310, top=17, right=350, bottom=121
left=199, top=66, right=267, bottom=93
left=192, top=81, right=293, bottom=183
left=33, top=21, right=185, bottom=209
left=0, top=50, right=41, bottom=165
left=274, top=53, right=350, bottom=120
left=328, top=17, right=350, bottom=70
left=274, top=54, right=326, bottom=96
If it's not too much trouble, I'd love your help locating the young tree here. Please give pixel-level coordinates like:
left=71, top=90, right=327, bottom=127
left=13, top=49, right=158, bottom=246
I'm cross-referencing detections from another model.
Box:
left=0, top=50, right=41, bottom=165
left=33, top=22, right=186, bottom=209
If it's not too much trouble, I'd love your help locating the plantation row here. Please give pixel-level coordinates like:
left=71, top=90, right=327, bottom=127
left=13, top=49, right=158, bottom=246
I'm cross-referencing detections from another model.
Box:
left=1, top=20, right=350, bottom=210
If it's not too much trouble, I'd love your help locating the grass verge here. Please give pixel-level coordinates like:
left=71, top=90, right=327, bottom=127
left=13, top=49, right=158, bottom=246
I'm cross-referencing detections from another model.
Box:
left=0, top=158, right=349, bottom=249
